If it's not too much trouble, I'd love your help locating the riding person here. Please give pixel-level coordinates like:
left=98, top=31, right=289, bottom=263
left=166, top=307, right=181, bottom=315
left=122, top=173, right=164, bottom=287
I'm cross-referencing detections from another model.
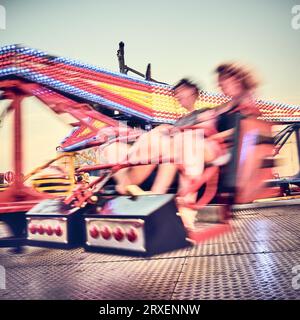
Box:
left=99, top=64, right=261, bottom=205
left=99, top=78, right=205, bottom=195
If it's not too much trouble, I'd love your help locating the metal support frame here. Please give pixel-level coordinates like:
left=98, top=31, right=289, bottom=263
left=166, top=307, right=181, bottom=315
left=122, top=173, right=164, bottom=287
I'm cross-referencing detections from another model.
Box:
left=271, top=123, right=300, bottom=194
left=117, top=41, right=166, bottom=84
left=0, top=83, right=50, bottom=249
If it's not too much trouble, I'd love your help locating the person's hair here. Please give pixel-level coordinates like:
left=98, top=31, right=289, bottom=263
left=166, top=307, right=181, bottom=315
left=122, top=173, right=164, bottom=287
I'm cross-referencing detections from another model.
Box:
left=173, top=78, right=200, bottom=96
left=215, top=63, right=258, bottom=90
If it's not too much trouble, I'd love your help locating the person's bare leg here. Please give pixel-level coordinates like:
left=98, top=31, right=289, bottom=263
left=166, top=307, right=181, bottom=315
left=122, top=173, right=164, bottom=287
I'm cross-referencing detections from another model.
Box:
left=174, top=130, right=205, bottom=229
left=128, top=124, right=173, bottom=164
left=100, top=141, right=172, bottom=194
left=176, top=136, right=223, bottom=228
left=100, top=133, right=165, bottom=194
left=127, top=126, right=177, bottom=193
left=128, top=164, right=157, bottom=185
left=100, top=125, right=175, bottom=193
left=177, top=174, right=198, bottom=229
left=151, top=163, right=178, bottom=194
left=100, top=141, right=132, bottom=194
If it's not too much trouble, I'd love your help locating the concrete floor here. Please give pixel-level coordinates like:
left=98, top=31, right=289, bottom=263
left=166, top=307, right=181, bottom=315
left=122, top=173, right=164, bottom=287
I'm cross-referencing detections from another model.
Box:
left=0, top=205, right=300, bottom=300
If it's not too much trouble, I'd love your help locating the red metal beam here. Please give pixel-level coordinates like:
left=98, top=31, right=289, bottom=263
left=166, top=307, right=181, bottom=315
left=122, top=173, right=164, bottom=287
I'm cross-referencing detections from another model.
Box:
left=0, top=81, right=51, bottom=213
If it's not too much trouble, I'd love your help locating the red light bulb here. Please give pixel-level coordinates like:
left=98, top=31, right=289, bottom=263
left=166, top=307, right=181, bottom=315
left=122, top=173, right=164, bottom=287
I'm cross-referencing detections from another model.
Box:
left=126, top=227, right=138, bottom=242
left=113, top=226, right=125, bottom=241
left=89, top=226, right=100, bottom=239
left=45, top=226, right=54, bottom=236
left=37, top=225, right=44, bottom=235
left=100, top=226, right=112, bottom=240
left=54, top=225, right=63, bottom=236
left=29, top=224, right=37, bottom=234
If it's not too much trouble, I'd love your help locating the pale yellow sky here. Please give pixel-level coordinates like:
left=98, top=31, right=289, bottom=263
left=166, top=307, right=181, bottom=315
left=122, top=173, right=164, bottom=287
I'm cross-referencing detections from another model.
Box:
left=0, top=98, right=71, bottom=173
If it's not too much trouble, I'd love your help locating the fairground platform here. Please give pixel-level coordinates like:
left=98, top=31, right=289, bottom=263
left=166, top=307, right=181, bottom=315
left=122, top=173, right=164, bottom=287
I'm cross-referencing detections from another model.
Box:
left=0, top=203, right=300, bottom=300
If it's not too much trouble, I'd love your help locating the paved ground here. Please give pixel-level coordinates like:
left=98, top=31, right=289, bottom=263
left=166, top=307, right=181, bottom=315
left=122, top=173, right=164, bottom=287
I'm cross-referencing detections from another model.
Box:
left=0, top=205, right=300, bottom=300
